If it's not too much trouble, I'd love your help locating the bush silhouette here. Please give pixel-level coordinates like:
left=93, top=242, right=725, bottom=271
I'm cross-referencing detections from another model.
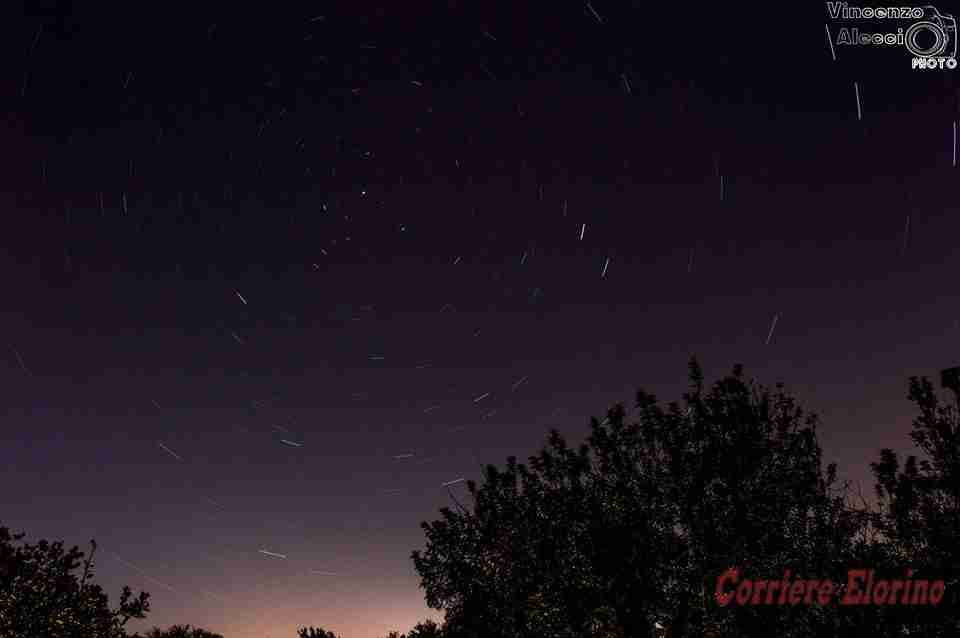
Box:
left=135, top=624, right=226, bottom=638
left=0, top=526, right=150, bottom=637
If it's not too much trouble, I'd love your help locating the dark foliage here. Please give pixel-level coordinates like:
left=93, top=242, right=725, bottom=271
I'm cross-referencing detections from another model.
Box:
left=135, top=624, right=226, bottom=638
left=410, top=358, right=942, bottom=637
left=865, top=375, right=960, bottom=636
left=8, top=358, right=960, bottom=638
left=0, top=525, right=150, bottom=638
left=297, top=626, right=342, bottom=638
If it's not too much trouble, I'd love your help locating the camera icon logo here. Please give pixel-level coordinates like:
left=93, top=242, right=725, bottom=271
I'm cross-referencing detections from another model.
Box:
left=905, top=5, right=957, bottom=58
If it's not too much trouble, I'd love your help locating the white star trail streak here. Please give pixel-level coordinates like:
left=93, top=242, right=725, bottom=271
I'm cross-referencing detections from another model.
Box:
left=580, top=223, right=586, bottom=240
left=825, top=25, right=836, bottom=61
left=30, top=25, right=42, bottom=51
left=511, top=375, right=528, bottom=390
left=279, top=439, right=302, bottom=448
left=235, top=290, right=248, bottom=305
left=601, top=257, right=611, bottom=279
left=158, top=442, right=183, bottom=461
left=12, top=347, right=30, bottom=376
left=441, top=478, right=465, bottom=487
left=765, top=314, right=780, bottom=346
left=473, top=392, right=490, bottom=402
left=258, top=549, right=287, bottom=559
left=111, top=554, right=177, bottom=593
left=854, top=82, right=862, bottom=120
left=586, top=2, right=603, bottom=23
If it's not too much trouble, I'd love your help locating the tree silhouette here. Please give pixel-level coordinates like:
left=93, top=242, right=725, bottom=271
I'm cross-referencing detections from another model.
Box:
left=10, top=361, right=957, bottom=638
left=0, top=524, right=150, bottom=637
left=297, top=626, right=342, bottom=638
left=380, top=619, right=445, bottom=638
left=866, top=374, right=960, bottom=635
left=135, top=623, right=225, bottom=638
left=404, top=619, right=444, bottom=638
left=411, top=358, right=881, bottom=637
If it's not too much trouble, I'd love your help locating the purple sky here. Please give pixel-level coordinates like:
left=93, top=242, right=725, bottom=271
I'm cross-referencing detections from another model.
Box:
left=3, top=3, right=959, bottom=637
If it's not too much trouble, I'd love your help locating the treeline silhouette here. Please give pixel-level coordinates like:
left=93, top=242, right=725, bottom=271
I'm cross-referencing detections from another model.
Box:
left=2, top=358, right=958, bottom=637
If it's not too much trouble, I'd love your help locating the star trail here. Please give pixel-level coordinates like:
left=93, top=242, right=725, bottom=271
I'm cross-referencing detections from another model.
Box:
left=2, top=2, right=959, bottom=638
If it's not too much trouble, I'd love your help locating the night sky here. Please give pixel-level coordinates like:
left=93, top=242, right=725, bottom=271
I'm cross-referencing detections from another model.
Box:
left=3, top=2, right=960, bottom=637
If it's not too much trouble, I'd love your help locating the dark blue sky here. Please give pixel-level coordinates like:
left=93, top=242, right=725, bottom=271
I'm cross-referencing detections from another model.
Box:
left=2, top=2, right=959, bottom=636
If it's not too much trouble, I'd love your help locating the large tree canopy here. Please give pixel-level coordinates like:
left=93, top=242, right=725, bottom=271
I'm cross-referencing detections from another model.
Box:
left=0, top=525, right=150, bottom=638
left=411, top=358, right=890, bottom=638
